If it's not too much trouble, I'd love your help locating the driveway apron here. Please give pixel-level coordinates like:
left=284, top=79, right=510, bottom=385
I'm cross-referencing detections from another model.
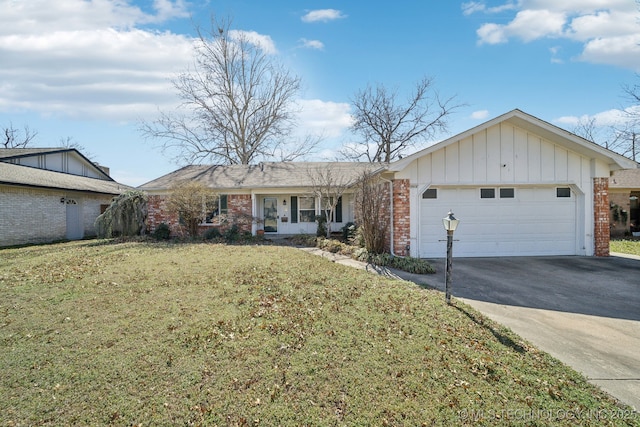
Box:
left=420, top=255, right=640, bottom=411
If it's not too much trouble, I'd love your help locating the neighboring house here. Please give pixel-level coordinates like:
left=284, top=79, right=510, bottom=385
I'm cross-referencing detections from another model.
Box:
left=140, top=109, right=638, bottom=257
left=0, top=148, right=131, bottom=247
left=138, top=162, right=381, bottom=237
left=609, top=168, right=640, bottom=237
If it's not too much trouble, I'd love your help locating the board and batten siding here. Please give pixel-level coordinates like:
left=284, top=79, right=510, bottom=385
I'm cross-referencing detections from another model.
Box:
left=394, top=121, right=607, bottom=257
left=398, top=122, right=595, bottom=186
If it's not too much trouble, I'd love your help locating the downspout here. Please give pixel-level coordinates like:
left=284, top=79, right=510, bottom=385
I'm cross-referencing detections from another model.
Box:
left=379, top=176, right=399, bottom=257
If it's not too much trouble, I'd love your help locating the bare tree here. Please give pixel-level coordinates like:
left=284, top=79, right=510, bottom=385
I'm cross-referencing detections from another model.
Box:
left=343, top=76, right=462, bottom=163
left=167, top=181, right=218, bottom=237
left=3, top=123, right=37, bottom=148
left=307, top=165, right=357, bottom=238
left=354, top=171, right=390, bottom=254
left=141, top=16, right=316, bottom=165
left=571, top=116, right=599, bottom=143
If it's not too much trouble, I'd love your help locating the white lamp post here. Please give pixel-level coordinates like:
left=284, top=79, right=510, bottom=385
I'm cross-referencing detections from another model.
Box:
left=442, top=210, right=460, bottom=305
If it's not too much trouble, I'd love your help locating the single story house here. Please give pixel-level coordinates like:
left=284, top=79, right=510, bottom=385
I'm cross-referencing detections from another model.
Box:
left=140, top=109, right=638, bottom=257
left=609, top=168, right=640, bottom=237
left=0, top=148, right=131, bottom=247
left=139, top=162, right=381, bottom=237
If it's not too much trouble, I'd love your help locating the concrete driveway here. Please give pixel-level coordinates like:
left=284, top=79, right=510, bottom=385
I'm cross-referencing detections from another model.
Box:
left=418, top=255, right=640, bottom=411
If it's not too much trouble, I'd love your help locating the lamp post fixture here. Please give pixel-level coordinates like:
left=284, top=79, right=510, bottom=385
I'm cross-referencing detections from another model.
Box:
left=442, top=210, right=460, bottom=305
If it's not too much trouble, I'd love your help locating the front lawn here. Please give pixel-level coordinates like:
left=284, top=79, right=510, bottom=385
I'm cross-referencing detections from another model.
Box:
left=611, top=239, right=640, bottom=257
left=1, top=241, right=636, bottom=425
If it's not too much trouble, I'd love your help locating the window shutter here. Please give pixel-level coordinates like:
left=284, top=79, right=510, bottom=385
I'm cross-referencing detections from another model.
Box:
left=335, top=196, right=342, bottom=223
left=290, top=196, right=298, bottom=223
left=220, top=194, right=228, bottom=213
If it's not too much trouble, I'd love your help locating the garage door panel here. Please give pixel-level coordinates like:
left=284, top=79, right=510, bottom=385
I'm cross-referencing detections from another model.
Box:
left=420, top=187, right=577, bottom=257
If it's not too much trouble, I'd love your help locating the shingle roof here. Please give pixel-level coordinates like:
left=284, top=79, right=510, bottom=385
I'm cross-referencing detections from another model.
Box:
left=0, top=147, right=67, bottom=159
left=610, top=168, right=640, bottom=189
left=0, top=162, right=131, bottom=194
left=138, top=162, right=385, bottom=191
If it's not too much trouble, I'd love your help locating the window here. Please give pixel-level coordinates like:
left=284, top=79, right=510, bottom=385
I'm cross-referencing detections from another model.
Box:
left=299, top=197, right=316, bottom=222
left=556, top=187, right=571, bottom=198
left=422, top=188, right=437, bottom=199
left=205, top=194, right=228, bottom=224
left=320, top=197, right=343, bottom=223
left=500, top=188, right=515, bottom=198
left=480, top=188, right=495, bottom=199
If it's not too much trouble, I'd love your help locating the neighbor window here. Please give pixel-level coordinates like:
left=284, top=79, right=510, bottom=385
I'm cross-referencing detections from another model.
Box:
left=556, top=187, right=571, bottom=198
left=480, top=188, right=496, bottom=199
left=299, top=197, right=316, bottom=222
left=422, top=188, right=437, bottom=199
left=500, top=188, right=515, bottom=198
left=320, top=197, right=343, bottom=223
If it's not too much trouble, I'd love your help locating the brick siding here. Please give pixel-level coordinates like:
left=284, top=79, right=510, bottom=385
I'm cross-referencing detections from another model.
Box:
left=593, top=177, right=610, bottom=257
left=392, top=179, right=411, bottom=256
left=146, top=194, right=253, bottom=237
left=0, top=185, right=113, bottom=247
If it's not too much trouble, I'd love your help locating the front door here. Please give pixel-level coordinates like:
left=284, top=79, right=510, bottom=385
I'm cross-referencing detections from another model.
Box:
left=263, top=197, right=278, bottom=232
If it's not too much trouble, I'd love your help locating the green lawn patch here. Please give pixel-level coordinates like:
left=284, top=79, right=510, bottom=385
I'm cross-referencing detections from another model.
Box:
left=1, top=241, right=636, bottom=425
left=611, top=239, right=640, bottom=257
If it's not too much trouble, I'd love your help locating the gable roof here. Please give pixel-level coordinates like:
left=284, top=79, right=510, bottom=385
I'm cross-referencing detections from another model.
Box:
left=0, top=147, right=113, bottom=181
left=138, top=162, right=384, bottom=191
left=388, top=109, right=639, bottom=172
left=0, top=162, right=131, bottom=195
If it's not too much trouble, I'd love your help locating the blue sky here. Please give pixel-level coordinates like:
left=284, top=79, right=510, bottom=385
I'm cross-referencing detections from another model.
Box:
left=1, top=0, right=639, bottom=186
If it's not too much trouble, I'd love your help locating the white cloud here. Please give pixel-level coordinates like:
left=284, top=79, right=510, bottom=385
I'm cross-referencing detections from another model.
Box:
left=471, top=2, right=640, bottom=70
left=470, top=110, right=489, bottom=120
left=477, top=9, right=566, bottom=44
left=297, top=99, right=353, bottom=138
left=462, top=1, right=516, bottom=16
left=555, top=107, right=639, bottom=128
left=301, top=9, right=346, bottom=23
left=299, top=38, right=324, bottom=50
left=229, top=30, right=278, bottom=55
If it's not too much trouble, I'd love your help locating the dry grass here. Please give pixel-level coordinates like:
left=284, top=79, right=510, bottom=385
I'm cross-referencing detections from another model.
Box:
left=611, top=239, right=640, bottom=257
left=1, top=240, right=637, bottom=426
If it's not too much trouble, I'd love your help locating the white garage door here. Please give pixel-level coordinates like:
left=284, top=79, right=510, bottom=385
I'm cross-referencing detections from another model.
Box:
left=419, top=187, right=578, bottom=257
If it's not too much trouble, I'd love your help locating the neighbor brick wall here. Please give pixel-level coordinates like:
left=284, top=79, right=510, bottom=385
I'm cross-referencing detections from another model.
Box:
left=392, top=179, right=411, bottom=256
left=593, top=177, right=610, bottom=257
left=609, top=192, right=630, bottom=238
left=0, top=186, right=110, bottom=246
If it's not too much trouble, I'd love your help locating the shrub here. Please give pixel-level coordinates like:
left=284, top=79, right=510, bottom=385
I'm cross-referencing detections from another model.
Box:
left=341, top=222, right=357, bottom=242
left=203, top=227, right=222, bottom=240
left=152, top=223, right=171, bottom=240
left=223, top=224, right=240, bottom=242
left=353, top=247, right=435, bottom=274
left=316, top=215, right=327, bottom=237
left=289, top=234, right=317, bottom=247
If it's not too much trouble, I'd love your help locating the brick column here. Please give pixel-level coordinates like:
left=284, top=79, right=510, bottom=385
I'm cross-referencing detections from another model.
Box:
left=393, top=179, right=411, bottom=256
left=593, top=177, right=610, bottom=257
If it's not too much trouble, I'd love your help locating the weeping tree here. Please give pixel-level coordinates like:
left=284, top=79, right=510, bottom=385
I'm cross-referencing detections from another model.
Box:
left=95, top=190, right=148, bottom=238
